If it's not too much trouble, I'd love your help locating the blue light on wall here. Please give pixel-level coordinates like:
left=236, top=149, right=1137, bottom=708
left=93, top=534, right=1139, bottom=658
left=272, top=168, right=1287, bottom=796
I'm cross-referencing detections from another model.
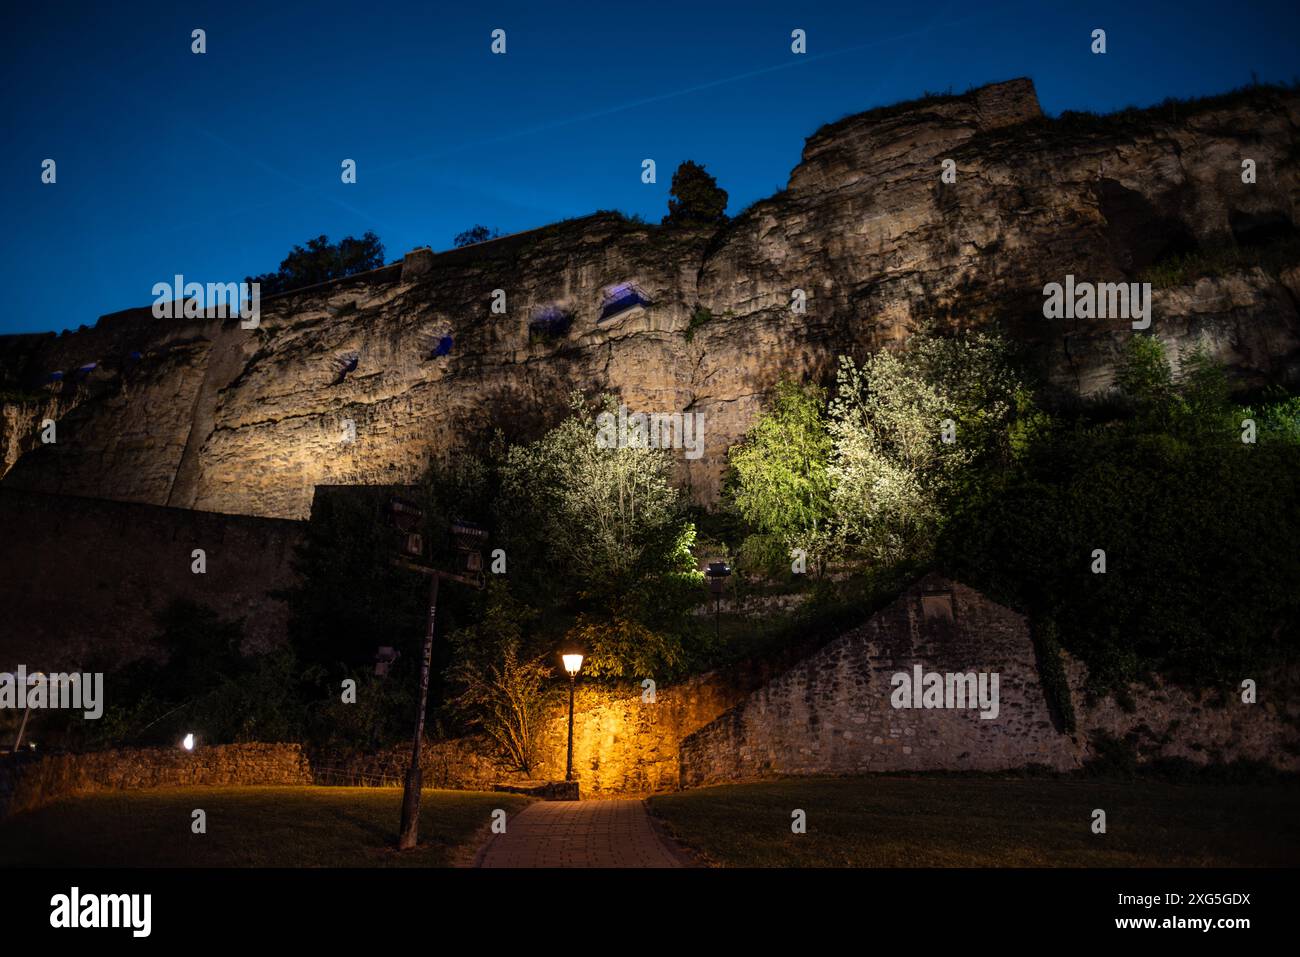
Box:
left=599, top=282, right=650, bottom=321
left=529, top=305, right=573, bottom=338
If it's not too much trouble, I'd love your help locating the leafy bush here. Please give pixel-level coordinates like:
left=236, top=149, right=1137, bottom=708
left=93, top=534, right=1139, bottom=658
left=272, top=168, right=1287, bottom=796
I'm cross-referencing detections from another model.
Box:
left=941, top=377, right=1300, bottom=691
left=562, top=615, right=685, bottom=680
left=495, top=392, right=703, bottom=638
left=724, top=331, right=1032, bottom=574
left=683, top=306, right=712, bottom=342
left=446, top=584, right=556, bottom=772
left=1031, top=618, right=1076, bottom=733
left=1241, top=391, right=1300, bottom=444
left=826, top=331, right=1030, bottom=565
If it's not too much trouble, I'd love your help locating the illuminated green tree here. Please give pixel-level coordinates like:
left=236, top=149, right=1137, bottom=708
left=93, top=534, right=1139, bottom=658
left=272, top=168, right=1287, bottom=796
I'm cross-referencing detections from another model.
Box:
left=827, top=332, right=1028, bottom=564
left=727, top=378, right=833, bottom=574
left=496, top=393, right=703, bottom=674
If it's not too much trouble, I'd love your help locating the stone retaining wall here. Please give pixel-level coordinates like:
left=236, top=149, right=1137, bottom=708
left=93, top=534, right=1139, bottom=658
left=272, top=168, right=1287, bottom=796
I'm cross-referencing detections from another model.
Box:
left=0, top=488, right=303, bottom=671
left=311, top=737, right=507, bottom=791
left=532, top=674, right=747, bottom=794
left=8, top=580, right=1288, bottom=814
left=0, top=742, right=312, bottom=818
left=1067, top=662, right=1298, bottom=770
left=678, top=576, right=1299, bottom=786
left=680, top=576, right=1074, bottom=785
left=315, top=673, right=750, bottom=797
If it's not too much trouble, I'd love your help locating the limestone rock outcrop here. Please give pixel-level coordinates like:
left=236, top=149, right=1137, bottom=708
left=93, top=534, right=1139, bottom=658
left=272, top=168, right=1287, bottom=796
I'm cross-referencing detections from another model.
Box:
left=2, top=78, right=1298, bottom=518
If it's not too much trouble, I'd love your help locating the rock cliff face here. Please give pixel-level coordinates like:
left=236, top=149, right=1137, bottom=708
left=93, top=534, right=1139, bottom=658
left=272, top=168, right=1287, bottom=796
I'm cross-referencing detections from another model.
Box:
left=2, top=78, right=1298, bottom=519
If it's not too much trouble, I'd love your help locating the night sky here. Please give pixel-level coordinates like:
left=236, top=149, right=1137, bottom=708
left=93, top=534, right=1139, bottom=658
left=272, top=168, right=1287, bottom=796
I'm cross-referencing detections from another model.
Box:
left=2, top=0, right=1297, bottom=334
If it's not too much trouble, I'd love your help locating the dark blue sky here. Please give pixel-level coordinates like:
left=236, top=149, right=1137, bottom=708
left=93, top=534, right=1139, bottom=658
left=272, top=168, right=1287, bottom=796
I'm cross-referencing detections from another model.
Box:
left=2, top=0, right=1297, bottom=335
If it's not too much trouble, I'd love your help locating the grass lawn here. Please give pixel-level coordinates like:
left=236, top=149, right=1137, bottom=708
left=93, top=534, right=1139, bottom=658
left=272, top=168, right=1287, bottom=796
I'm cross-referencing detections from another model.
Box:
left=647, top=775, right=1300, bottom=867
left=0, top=786, right=531, bottom=868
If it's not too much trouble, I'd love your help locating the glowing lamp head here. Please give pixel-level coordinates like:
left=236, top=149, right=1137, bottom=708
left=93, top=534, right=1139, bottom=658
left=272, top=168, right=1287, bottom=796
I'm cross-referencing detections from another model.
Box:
left=562, top=653, right=584, bottom=677
left=182, top=733, right=195, bottom=751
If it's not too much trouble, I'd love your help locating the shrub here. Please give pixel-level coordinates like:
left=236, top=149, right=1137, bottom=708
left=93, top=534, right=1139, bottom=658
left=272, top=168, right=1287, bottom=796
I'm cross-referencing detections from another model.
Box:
left=683, top=306, right=712, bottom=342
left=1031, top=618, right=1076, bottom=733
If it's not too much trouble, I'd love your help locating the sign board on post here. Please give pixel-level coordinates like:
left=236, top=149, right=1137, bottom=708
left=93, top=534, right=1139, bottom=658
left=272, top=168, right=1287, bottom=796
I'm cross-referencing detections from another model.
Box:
left=387, top=496, right=425, bottom=558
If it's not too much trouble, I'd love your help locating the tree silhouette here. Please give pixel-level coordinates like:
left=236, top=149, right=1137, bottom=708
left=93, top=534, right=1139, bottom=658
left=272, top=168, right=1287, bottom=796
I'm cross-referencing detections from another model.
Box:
left=663, top=161, right=728, bottom=226
left=453, top=225, right=501, bottom=247
left=246, top=231, right=385, bottom=296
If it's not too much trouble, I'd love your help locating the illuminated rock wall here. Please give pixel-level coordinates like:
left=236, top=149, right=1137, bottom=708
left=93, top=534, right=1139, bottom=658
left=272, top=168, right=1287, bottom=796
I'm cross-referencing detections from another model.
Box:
left=2, top=79, right=1298, bottom=518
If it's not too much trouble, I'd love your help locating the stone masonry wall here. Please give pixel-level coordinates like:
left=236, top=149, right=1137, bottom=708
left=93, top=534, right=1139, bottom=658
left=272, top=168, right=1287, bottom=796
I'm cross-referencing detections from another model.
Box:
left=311, top=737, right=508, bottom=791
left=680, top=576, right=1074, bottom=785
left=0, top=743, right=312, bottom=818
left=532, top=673, right=748, bottom=795
left=321, top=673, right=749, bottom=797
left=321, top=578, right=1299, bottom=797
left=679, top=576, right=1299, bottom=786
left=1065, top=659, right=1298, bottom=769
left=0, top=488, right=304, bottom=671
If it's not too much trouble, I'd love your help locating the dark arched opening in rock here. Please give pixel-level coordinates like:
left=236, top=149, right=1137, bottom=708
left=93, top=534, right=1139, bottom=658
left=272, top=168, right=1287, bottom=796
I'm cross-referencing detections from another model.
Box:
left=1229, top=209, right=1298, bottom=248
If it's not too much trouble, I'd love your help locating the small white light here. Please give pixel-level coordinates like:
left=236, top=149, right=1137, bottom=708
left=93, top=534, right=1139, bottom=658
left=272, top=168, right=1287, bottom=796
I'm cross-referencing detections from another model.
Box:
left=562, top=654, right=584, bottom=676
left=182, top=733, right=195, bottom=751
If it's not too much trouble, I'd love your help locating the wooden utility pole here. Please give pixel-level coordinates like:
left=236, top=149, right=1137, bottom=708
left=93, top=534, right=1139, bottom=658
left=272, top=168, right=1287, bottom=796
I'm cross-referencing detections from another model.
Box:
left=398, top=571, right=440, bottom=850
left=387, top=500, right=486, bottom=852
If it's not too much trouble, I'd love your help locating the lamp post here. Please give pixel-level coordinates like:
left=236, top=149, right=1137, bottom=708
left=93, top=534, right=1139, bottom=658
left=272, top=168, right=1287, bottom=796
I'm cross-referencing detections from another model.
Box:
left=388, top=498, right=486, bottom=851
left=561, top=649, right=584, bottom=783
left=705, top=561, right=732, bottom=643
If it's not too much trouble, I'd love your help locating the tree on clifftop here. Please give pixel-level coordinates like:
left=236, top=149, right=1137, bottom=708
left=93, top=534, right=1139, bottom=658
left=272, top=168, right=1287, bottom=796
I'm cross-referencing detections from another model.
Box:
left=663, top=160, right=728, bottom=227
left=453, top=224, right=501, bottom=247
left=246, top=231, right=385, bottom=296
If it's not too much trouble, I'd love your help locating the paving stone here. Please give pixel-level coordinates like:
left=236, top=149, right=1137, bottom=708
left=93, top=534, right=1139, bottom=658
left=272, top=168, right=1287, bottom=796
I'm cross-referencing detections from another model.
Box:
left=476, top=798, right=684, bottom=868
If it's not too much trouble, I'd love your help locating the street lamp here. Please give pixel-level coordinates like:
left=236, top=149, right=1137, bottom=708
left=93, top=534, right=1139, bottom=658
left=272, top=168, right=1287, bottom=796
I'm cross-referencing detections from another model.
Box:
left=388, top=498, right=486, bottom=851
left=561, top=647, right=584, bottom=783
left=182, top=733, right=196, bottom=751
left=705, top=560, right=732, bottom=642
